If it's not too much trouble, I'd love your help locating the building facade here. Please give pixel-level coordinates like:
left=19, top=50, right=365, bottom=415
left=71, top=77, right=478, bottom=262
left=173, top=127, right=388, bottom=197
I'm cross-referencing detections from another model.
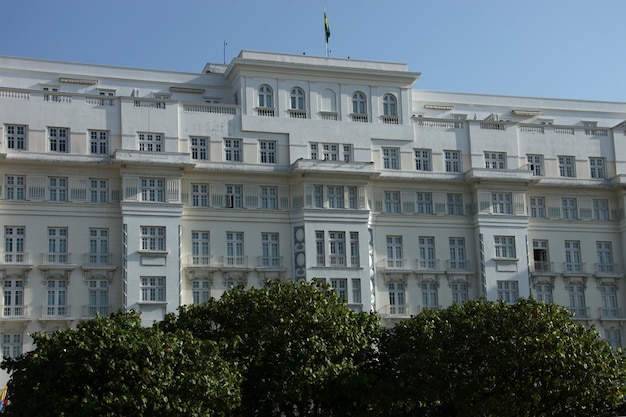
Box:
left=1, top=50, right=626, bottom=383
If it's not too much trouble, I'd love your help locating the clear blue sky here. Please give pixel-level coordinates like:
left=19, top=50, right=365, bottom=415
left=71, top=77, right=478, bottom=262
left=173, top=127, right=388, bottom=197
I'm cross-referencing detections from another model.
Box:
left=2, top=0, right=625, bottom=102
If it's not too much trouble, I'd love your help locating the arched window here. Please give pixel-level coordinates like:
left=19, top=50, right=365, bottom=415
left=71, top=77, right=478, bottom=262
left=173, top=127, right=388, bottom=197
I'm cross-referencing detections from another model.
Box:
left=383, top=94, right=397, bottom=116
left=352, top=92, right=367, bottom=114
left=290, top=87, right=305, bottom=110
left=258, top=85, right=273, bottom=108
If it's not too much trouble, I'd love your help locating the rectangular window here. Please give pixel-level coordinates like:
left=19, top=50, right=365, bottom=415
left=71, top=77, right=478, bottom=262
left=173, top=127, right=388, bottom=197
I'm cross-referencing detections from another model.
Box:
left=313, top=185, right=323, bottom=208
left=451, top=283, right=468, bottom=304
left=564, top=240, right=582, bottom=272
left=421, top=282, right=438, bottom=309
left=90, top=179, right=108, bottom=203
left=445, top=150, right=461, bottom=173
left=192, top=281, right=211, bottom=304
left=484, top=152, right=506, bottom=169
left=527, top=154, right=543, bottom=176
left=322, top=143, right=339, bottom=161
left=331, top=279, right=348, bottom=301
left=89, top=228, right=109, bottom=265
left=5, top=125, right=26, bottom=150
left=348, top=186, right=358, bottom=209
left=494, top=236, right=516, bottom=258
left=416, top=193, right=433, bottom=215
left=309, top=143, right=351, bottom=162
left=191, top=231, right=210, bottom=266
left=534, top=284, right=553, bottom=303
left=138, top=132, right=162, bottom=152
left=46, top=280, right=67, bottom=316
left=261, top=233, right=280, bottom=267
left=3, top=280, right=24, bottom=318
left=48, top=127, right=68, bottom=153
left=140, top=226, right=165, bottom=252
left=47, top=228, right=68, bottom=264
left=414, top=149, right=431, bottom=171
left=49, top=177, right=68, bottom=202
left=593, top=199, right=609, bottom=221
left=328, top=186, right=344, bottom=209
left=191, top=184, right=209, bottom=207
left=384, top=191, right=400, bottom=214
left=260, top=140, right=276, bottom=164
left=382, top=147, right=399, bottom=170
left=447, top=194, right=463, bottom=215
left=88, top=280, right=109, bottom=316
left=589, top=157, right=606, bottom=179
left=315, top=231, right=325, bottom=266
left=448, top=238, right=466, bottom=271
left=561, top=198, right=577, bottom=220
left=596, top=241, right=614, bottom=273
left=558, top=156, right=575, bottom=177
left=497, top=281, right=518, bottom=304
left=141, top=277, right=166, bottom=302
left=606, top=330, right=621, bottom=350
left=5, top=176, right=25, bottom=200
left=89, top=130, right=108, bottom=154
left=491, top=193, right=512, bottom=214
left=352, top=279, right=362, bottom=304
left=533, top=239, right=550, bottom=272
left=4, top=227, right=25, bottom=263
left=310, top=143, right=318, bottom=160
left=140, top=178, right=165, bottom=202
left=600, top=286, right=618, bottom=318
left=418, top=236, right=436, bottom=270
left=1, top=334, right=22, bottom=358
left=342, top=145, right=352, bottom=162
left=350, top=232, right=360, bottom=267
left=260, top=186, right=278, bottom=209
left=388, top=282, right=406, bottom=315
left=224, top=139, right=242, bottom=162
left=386, top=236, right=403, bottom=268
left=190, top=137, right=208, bottom=160
left=329, top=231, right=346, bottom=266
left=529, top=197, right=545, bottom=218
left=225, top=185, right=243, bottom=208
left=566, top=284, right=586, bottom=317
left=226, top=232, right=244, bottom=266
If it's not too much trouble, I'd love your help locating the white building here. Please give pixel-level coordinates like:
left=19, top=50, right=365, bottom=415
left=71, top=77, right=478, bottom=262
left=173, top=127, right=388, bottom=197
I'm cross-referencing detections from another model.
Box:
left=1, top=50, right=625, bottom=383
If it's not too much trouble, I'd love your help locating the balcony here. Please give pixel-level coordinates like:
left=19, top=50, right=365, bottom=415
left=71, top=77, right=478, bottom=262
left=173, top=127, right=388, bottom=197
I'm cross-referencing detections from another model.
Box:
left=223, top=255, right=248, bottom=268
left=83, top=253, right=115, bottom=266
left=568, top=306, right=590, bottom=319
left=256, top=107, right=275, bottom=117
left=381, top=115, right=399, bottom=125
left=42, top=252, right=72, bottom=265
left=83, top=304, right=112, bottom=318
left=187, top=254, right=217, bottom=267
left=1, top=252, right=30, bottom=264
left=416, top=259, right=440, bottom=272
left=2, top=305, right=29, bottom=320
left=329, top=255, right=346, bottom=267
left=379, top=304, right=411, bottom=317
left=446, top=259, right=473, bottom=273
left=288, top=109, right=307, bottom=119
left=531, top=261, right=555, bottom=273
left=595, top=263, right=621, bottom=275
left=41, top=305, right=72, bottom=320
left=257, top=256, right=284, bottom=269
left=378, top=258, right=410, bottom=270
left=563, top=262, right=587, bottom=274
left=599, top=307, right=626, bottom=320
left=350, top=113, right=369, bottom=123
left=318, top=111, right=338, bottom=121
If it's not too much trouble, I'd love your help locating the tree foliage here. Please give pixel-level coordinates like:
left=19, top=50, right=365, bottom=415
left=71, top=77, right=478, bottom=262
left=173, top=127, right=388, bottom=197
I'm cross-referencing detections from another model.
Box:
left=377, top=298, right=626, bottom=417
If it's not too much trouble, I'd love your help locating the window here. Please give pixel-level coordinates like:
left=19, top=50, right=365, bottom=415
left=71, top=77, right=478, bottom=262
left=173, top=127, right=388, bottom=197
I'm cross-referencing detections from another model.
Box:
left=352, top=279, right=362, bottom=304
left=348, top=186, right=358, bottom=209
left=140, top=178, right=165, bottom=202
left=310, top=143, right=318, bottom=160
left=384, top=191, right=400, bottom=213
left=606, top=330, right=621, bottom=350
left=350, top=232, right=360, bottom=267
left=89, top=130, right=108, bottom=154
left=600, top=286, right=618, bottom=318
left=140, top=226, right=166, bottom=252
left=313, top=185, right=323, bottom=208
left=583, top=121, right=598, bottom=135
left=414, top=149, right=431, bottom=171
left=258, top=85, right=273, bottom=108
left=328, top=186, right=344, bottom=209
left=533, top=240, right=550, bottom=272
left=491, top=193, right=512, bottom=214
left=141, top=277, right=166, bottom=302
left=446, top=194, right=463, bottom=215
left=416, top=193, right=433, bottom=215
left=315, top=231, right=325, bottom=266
left=49, top=177, right=68, bottom=202
left=260, top=141, right=276, bottom=164
left=261, top=233, right=280, bottom=267
left=382, top=147, right=399, bottom=169
left=449, top=238, right=466, bottom=271
left=48, top=127, right=68, bottom=152
left=191, top=231, right=210, bottom=265
left=566, top=284, right=586, bottom=317
left=342, top=145, right=352, bottom=162
left=529, top=197, right=545, bottom=218
left=46, top=280, right=67, bottom=316
left=88, top=280, right=109, bottom=316
left=224, top=139, right=242, bottom=162
left=593, top=199, right=609, bottom=221
left=445, top=150, right=461, bottom=173
left=596, top=241, right=614, bottom=273
left=494, top=236, right=516, bottom=258
left=386, top=236, right=403, bottom=268
left=527, top=154, right=543, bottom=176
left=190, top=137, right=208, bottom=160
left=558, top=156, right=575, bottom=177
left=388, top=282, right=406, bottom=314
left=47, top=228, right=68, bottom=264
left=6, top=125, right=26, bottom=150
left=421, top=282, right=438, bottom=309
left=484, top=152, right=506, bottom=169
left=98, top=89, right=115, bottom=105
left=226, top=232, right=244, bottom=266
left=2, top=334, right=22, bottom=358
left=497, top=281, right=518, bottom=304
left=3, top=280, right=24, bottom=317
left=564, top=240, right=582, bottom=272
left=4, top=227, right=25, bottom=263
left=352, top=92, right=367, bottom=114
left=192, top=281, right=211, bottom=304
left=225, top=185, right=243, bottom=208
left=290, top=87, right=305, bottom=110
left=310, top=142, right=352, bottom=162
left=89, top=229, right=109, bottom=265
left=192, top=184, right=209, bottom=207
left=43, top=85, right=59, bottom=101
left=418, top=237, right=436, bottom=270
left=589, top=157, right=606, bottom=179
left=331, top=279, right=348, bottom=301
left=534, top=284, right=553, bottom=303
left=90, top=179, right=108, bottom=203
left=329, top=231, right=346, bottom=266
left=5, top=176, right=25, bottom=200
left=260, top=186, right=278, bottom=209
left=138, top=132, right=162, bottom=152
left=451, top=283, right=468, bottom=304
left=383, top=94, right=397, bottom=116
left=561, top=198, right=577, bottom=220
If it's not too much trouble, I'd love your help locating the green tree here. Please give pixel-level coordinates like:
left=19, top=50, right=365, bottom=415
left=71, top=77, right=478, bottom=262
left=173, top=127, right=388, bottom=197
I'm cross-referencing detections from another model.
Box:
left=2, top=310, right=240, bottom=417
left=162, top=280, right=381, bottom=417
left=377, top=298, right=626, bottom=417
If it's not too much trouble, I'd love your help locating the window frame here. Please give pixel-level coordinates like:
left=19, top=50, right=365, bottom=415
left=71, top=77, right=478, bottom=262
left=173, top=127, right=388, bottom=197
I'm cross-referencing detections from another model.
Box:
left=140, top=277, right=166, bottom=303
left=138, top=132, right=163, bottom=152
left=5, top=124, right=27, bottom=150
left=414, top=149, right=431, bottom=171
left=494, top=236, right=516, bottom=259
left=382, top=147, right=400, bottom=170
left=89, top=130, right=108, bottom=155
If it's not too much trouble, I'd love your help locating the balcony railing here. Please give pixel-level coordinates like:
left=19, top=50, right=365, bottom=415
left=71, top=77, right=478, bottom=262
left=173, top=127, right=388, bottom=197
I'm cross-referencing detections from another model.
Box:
left=379, top=258, right=409, bottom=270
left=417, top=259, right=440, bottom=271
left=42, top=252, right=71, bottom=265
left=446, top=259, right=472, bottom=272
left=532, top=261, right=555, bottom=273
left=133, top=99, right=166, bottom=109
left=480, top=121, right=506, bottom=130
left=563, top=262, right=586, bottom=274
left=1, top=252, right=29, bottom=264
left=44, top=92, right=72, bottom=103
left=288, top=110, right=307, bottom=119
left=351, top=113, right=369, bottom=123
left=379, top=304, right=411, bottom=317
left=83, top=253, right=114, bottom=266
left=84, top=305, right=111, bottom=318
left=2, top=305, right=28, bottom=319
left=319, top=111, right=338, bottom=121
left=223, top=255, right=248, bottom=267
left=595, top=263, right=620, bottom=274
left=600, top=307, right=623, bottom=320
left=381, top=115, right=399, bottom=125
left=42, top=305, right=70, bottom=319
left=329, top=255, right=346, bottom=267
left=257, top=256, right=283, bottom=268
left=256, top=107, right=275, bottom=117
left=188, top=254, right=215, bottom=267
left=568, top=306, right=590, bottom=319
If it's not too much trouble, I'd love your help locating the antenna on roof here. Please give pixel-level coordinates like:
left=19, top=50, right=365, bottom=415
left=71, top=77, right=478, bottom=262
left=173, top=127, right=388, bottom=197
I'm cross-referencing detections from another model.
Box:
left=223, top=41, right=228, bottom=65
